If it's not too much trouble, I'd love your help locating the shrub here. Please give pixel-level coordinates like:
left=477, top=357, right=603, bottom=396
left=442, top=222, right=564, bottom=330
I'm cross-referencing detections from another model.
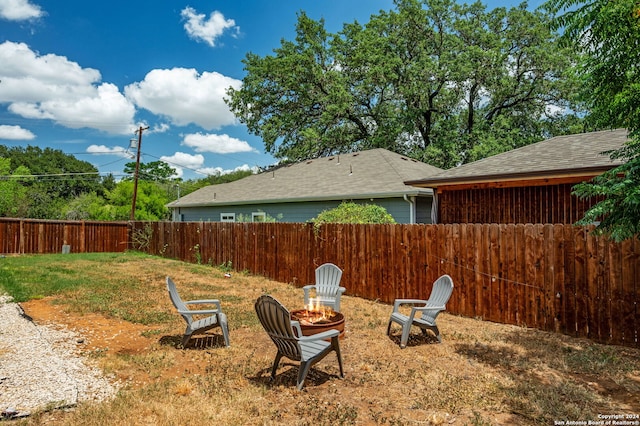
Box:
left=312, top=202, right=396, bottom=225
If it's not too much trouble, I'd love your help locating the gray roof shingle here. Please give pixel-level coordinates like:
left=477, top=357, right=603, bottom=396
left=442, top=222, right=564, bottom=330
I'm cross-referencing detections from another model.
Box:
left=170, top=148, right=443, bottom=207
left=407, top=128, right=629, bottom=186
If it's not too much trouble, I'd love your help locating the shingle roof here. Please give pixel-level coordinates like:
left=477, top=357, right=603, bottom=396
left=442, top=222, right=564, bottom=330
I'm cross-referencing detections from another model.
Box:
left=169, top=148, right=443, bottom=207
left=407, top=129, right=629, bottom=187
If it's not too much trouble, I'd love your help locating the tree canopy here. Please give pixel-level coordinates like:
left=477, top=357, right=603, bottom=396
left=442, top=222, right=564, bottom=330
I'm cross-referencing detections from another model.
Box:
left=0, top=145, right=102, bottom=218
left=226, top=0, right=582, bottom=169
left=123, top=160, right=178, bottom=183
left=546, top=0, right=640, bottom=241
left=0, top=147, right=252, bottom=221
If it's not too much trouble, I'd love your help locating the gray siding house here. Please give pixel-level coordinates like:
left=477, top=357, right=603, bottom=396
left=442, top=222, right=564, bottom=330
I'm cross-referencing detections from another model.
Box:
left=168, top=149, right=443, bottom=224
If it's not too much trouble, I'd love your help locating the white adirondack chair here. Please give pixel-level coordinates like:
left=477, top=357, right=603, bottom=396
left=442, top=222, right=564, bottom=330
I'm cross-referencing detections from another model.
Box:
left=387, top=274, right=454, bottom=348
left=254, top=294, right=344, bottom=390
left=166, top=276, right=230, bottom=348
left=302, top=263, right=346, bottom=312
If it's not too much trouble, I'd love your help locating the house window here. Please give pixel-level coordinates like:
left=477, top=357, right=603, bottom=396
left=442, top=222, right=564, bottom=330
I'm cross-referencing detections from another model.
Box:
left=220, top=213, right=235, bottom=222
left=252, top=212, right=266, bottom=222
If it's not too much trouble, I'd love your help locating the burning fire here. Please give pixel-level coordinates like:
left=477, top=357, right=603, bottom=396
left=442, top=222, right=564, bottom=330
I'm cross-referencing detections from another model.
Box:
left=300, top=299, right=336, bottom=324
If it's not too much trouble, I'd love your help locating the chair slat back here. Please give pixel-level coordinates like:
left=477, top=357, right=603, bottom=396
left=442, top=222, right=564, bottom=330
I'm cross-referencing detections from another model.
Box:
left=166, top=277, right=191, bottom=324
left=255, top=295, right=301, bottom=361
left=421, top=274, right=454, bottom=323
left=314, top=263, right=343, bottom=297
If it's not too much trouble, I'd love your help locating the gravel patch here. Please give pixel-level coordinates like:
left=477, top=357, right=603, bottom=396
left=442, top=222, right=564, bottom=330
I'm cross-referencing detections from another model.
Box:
left=0, top=295, right=119, bottom=418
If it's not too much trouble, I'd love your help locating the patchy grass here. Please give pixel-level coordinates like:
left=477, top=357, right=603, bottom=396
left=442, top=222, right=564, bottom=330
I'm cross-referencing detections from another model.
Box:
left=1, top=252, right=638, bottom=425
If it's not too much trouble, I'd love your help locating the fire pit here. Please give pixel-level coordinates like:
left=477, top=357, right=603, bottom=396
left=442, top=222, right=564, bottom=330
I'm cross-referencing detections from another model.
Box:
left=290, top=304, right=345, bottom=339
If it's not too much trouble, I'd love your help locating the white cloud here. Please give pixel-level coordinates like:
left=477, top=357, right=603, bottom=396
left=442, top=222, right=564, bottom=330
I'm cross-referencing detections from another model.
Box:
left=86, top=144, right=131, bottom=158
left=0, top=124, right=35, bottom=140
left=198, top=163, right=256, bottom=176
left=160, top=152, right=206, bottom=178
left=181, top=7, right=238, bottom=47
left=124, top=68, right=240, bottom=130
left=0, top=0, right=44, bottom=21
left=150, top=123, right=170, bottom=134
left=182, top=132, right=256, bottom=154
left=0, top=41, right=136, bottom=134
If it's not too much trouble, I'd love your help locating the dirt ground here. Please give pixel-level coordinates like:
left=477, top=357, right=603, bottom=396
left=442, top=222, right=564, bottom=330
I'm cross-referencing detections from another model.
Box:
left=20, top=298, right=184, bottom=387
left=14, top=251, right=640, bottom=426
left=20, top=297, right=640, bottom=423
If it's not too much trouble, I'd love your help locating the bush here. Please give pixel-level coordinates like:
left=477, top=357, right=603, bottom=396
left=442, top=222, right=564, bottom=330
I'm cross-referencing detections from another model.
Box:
left=312, top=202, right=396, bottom=225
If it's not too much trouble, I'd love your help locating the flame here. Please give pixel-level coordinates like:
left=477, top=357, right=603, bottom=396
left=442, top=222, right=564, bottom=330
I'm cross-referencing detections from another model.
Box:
left=303, top=298, right=335, bottom=323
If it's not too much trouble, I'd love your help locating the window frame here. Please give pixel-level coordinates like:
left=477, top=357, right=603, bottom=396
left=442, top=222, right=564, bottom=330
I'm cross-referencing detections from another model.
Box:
left=251, top=212, right=266, bottom=222
left=220, top=213, right=236, bottom=222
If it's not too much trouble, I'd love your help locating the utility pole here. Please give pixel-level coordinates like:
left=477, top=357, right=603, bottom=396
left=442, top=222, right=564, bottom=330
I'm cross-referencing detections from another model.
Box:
left=129, top=125, right=149, bottom=221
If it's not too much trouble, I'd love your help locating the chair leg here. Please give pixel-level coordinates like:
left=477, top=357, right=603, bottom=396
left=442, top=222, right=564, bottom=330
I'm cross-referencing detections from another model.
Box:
left=181, top=330, right=192, bottom=347
left=270, top=352, right=283, bottom=381
left=297, top=361, right=312, bottom=390
left=386, top=319, right=393, bottom=336
left=432, top=325, right=442, bottom=343
left=419, top=325, right=442, bottom=343
left=219, top=314, right=230, bottom=347
left=222, top=327, right=230, bottom=347
left=400, top=323, right=412, bottom=349
left=332, top=337, right=344, bottom=378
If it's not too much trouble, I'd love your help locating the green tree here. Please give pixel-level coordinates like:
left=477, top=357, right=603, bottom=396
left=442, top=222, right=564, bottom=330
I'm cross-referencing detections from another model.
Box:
left=546, top=0, right=640, bottom=241
left=312, top=202, right=396, bottom=225
left=226, top=0, right=581, bottom=168
left=61, top=192, right=106, bottom=220
left=0, top=145, right=102, bottom=218
left=0, top=159, right=31, bottom=217
left=0, top=145, right=101, bottom=198
left=123, top=161, right=177, bottom=183
left=97, top=180, right=170, bottom=221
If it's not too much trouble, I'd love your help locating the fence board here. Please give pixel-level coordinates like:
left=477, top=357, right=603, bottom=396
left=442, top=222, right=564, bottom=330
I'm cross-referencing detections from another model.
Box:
left=563, top=225, right=577, bottom=336
left=552, top=224, right=565, bottom=334
left=501, top=224, right=515, bottom=325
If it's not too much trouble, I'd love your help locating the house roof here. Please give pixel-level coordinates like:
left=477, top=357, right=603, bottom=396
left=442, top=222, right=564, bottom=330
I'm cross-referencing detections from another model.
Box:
left=169, top=148, right=443, bottom=208
left=407, top=128, right=629, bottom=188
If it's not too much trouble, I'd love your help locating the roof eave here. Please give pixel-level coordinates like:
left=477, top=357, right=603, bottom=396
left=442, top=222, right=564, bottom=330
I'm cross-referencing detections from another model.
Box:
left=405, top=165, right=618, bottom=188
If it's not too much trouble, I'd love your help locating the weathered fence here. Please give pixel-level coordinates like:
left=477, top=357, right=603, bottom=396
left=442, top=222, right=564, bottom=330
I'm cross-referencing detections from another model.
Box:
left=0, top=218, right=129, bottom=254
left=1, top=218, right=637, bottom=348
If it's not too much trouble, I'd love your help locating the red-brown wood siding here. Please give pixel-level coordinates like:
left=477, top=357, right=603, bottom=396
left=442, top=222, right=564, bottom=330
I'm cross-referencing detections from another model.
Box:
left=437, top=184, right=598, bottom=224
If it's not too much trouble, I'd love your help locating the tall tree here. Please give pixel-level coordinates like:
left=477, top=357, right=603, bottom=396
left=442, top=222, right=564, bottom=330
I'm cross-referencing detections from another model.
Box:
left=546, top=0, right=640, bottom=241
left=96, top=180, right=170, bottom=221
left=123, top=160, right=177, bottom=183
left=226, top=0, right=581, bottom=168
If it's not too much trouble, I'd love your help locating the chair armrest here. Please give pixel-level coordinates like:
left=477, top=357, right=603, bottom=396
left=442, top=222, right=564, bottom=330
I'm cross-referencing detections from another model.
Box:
left=298, top=328, right=340, bottom=342
left=177, top=308, right=220, bottom=315
left=185, top=299, right=222, bottom=310
left=338, top=287, right=346, bottom=295
left=409, top=305, right=446, bottom=322
left=302, top=285, right=316, bottom=305
left=291, top=320, right=303, bottom=337
left=392, top=299, right=428, bottom=312
left=411, top=305, right=445, bottom=313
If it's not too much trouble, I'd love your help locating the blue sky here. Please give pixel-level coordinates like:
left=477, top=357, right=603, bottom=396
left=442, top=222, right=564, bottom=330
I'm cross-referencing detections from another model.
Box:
left=0, top=0, right=541, bottom=180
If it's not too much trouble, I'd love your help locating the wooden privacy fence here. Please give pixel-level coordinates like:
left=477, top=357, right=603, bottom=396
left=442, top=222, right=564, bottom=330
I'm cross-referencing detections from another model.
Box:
left=0, top=218, right=129, bottom=254
left=136, top=221, right=639, bottom=348
left=1, top=218, right=637, bottom=348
